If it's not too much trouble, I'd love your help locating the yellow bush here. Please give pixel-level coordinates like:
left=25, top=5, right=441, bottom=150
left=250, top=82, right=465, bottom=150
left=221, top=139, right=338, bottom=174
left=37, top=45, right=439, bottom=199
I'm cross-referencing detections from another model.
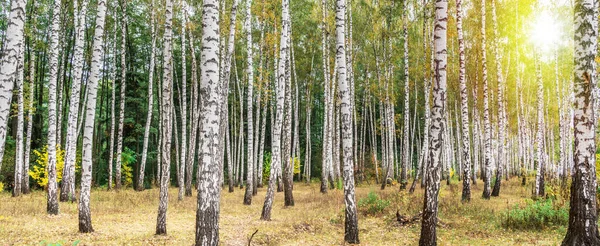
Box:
left=0, top=182, right=4, bottom=191
left=28, top=146, right=78, bottom=188
left=293, top=157, right=301, bottom=175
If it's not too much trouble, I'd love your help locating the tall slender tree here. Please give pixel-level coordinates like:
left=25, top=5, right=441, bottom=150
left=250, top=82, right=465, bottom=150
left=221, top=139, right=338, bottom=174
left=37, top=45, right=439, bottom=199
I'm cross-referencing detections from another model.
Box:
left=562, top=1, right=600, bottom=244
left=195, top=0, right=221, bottom=243
left=13, top=33, right=25, bottom=198
left=481, top=0, right=492, bottom=199
left=156, top=0, right=173, bottom=235
left=62, top=0, right=89, bottom=202
left=491, top=0, right=506, bottom=197
left=261, top=0, right=290, bottom=220
left=138, top=0, right=156, bottom=192
left=400, top=0, right=410, bottom=190
left=419, top=0, right=447, bottom=244
left=79, top=0, right=108, bottom=233
left=46, top=0, right=63, bottom=215
left=320, top=0, right=332, bottom=194
left=0, top=0, right=27, bottom=172
left=336, top=0, right=359, bottom=242
left=534, top=55, right=545, bottom=197
left=456, top=0, right=471, bottom=202
left=115, top=0, right=128, bottom=190
left=243, top=0, right=255, bottom=205
left=178, top=0, right=188, bottom=201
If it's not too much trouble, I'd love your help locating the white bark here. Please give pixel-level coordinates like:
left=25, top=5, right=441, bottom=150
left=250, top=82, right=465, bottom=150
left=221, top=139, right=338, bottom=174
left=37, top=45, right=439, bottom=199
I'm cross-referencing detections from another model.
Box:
left=0, top=0, right=27, bottom=175
left=156, top=0, right=173, bottom=235
left=243, top=0, right=255, bottom=205
left=456, top=0, right=471, bottom=202
left=419, top=0, right=447, bottom=243
left=46, top=0, right=62, bottom=215
left=261, top=0, right=289, bottom=220
left=62, top=0, right=89, bottom=202
left=336, top=0, right=359, bottom=242
left=481, top=0, right=492, bottom=199
left=178, top=0, right=187, bottom=201
left=138, top=0, right=156, bottom=191
left=79, top=0, right=108, bottom=232
left=194, top=0, right=221, bottom=243
left=115, top=4, right=127, bottom=190
left=13, top=34, right=25, bottom=197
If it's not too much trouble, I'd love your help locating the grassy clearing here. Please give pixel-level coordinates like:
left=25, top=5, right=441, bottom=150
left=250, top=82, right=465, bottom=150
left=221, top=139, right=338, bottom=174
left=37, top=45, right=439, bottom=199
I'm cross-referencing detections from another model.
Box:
left=0, top=178, right=563, bottom=245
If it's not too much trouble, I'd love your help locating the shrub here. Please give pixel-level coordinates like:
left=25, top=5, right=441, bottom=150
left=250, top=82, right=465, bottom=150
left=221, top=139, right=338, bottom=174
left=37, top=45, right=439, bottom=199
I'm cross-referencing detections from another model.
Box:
left=29, top=146, right=72, bottom=188
left=262, top=153, right=271, bottom=184
left=0, top=182, right=4, bottom=192
left=358, top=191, right=390, bottom=216
left=501, top=198, right=568, bottom=230
left=293, top=157, right=301, bottom=175
left=121, top=147, right=136, bottom=187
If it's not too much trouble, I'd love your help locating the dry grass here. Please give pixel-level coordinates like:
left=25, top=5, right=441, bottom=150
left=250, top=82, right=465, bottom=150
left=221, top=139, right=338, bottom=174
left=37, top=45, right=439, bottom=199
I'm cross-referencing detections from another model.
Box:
left=0, top=178, right=563, bottom=245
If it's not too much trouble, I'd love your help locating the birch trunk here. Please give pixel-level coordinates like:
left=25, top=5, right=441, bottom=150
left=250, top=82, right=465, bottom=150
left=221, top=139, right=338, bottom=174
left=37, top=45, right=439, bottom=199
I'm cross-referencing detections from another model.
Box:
left=491, top=0, right=505, bottom=197
left=419, top=0, right=447, bottom=243
left=320, top=0, right=332, bottom=193
left=283, top=21, right=294, bottom=206
left=62, top=0, right=89, bottom=201
left=138, top=0, right=156, bottom=191
left=456, top=0, right=471, bottom=202
left=23, top=43, right=35, bottom=195
left=0, top=0, right=27, bottom=171
left=562, top=1, right=600, bottom=243
left=194, top=0, right=221, bottom=243
left=79, top=0, right=108, bottom=232
left=46, top=0, right=62, bottom=215
left=108, top=24, right=117, bottom=190
left=261, top=0, right=289, bottom=220
left=243, top=0, right=255, bottom=205
left=185, top=19, right=198, bottom=196
left=222, top=0, right=239, bottom=193
left=156, top=0, right=173, bottom=234
left=481, top=0, right=493, bottom=199
left=115, top=3, right=127, bottom=190
left=178, top=0, right=188, bottom=201
left=13, top=35, right=25, bottom=197
left=336, top=0, right=359, bottom=242
left=534, top=56, right=545, bottom=197
left=400, top=0, right=409, bottom=190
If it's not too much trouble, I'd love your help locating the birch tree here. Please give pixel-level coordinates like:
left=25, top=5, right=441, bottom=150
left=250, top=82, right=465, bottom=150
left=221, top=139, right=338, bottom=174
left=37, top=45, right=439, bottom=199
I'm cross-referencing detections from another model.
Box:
left=156, top=0, right=173, bottom=234
left=491, top=0, right=505, bottom=197
left=62, top=0, right=89, bottom=202
left=419, top=0, right=447, bottom=243
left=534, top=56, right=545, bottom=197
left=261, top=0, right=289, bottom=220
left=115, top=0, right=128, bottom=190
left=195, top=0, right=221, bottom=243
left=79, top=0, right=108, bottom=232
left=400, top=0, right=410, bottom=190
left=243, top=0, right=255, bottom=205
left=456, top=0, right=471, bottom=202
left=178, top=0, right=188, bottom=201
left=13, top=35, right=25, bottom=197
left=320, top=0, right=332, bottom=194
left=562, top=2, right=600, bottom=242
left=46, top=0, right=62, bottom=215
left=336, top=0, right=359, bottom=242
left=23, top=38, right=35, bottom=195
left=0, top=0, right=27, bottom=180
left=138, top=0, right=156, bottom=192
left=480, top=0, right=493, bottom=200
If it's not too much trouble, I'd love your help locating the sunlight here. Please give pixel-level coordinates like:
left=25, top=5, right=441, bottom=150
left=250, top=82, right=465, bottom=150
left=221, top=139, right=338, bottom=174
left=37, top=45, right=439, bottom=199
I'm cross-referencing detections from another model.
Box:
left=530, top=10, right=560, bottom=53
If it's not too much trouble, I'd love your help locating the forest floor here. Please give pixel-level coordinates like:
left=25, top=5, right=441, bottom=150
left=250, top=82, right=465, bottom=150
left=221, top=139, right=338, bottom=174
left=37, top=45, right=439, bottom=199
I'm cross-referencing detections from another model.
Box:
left=0, top=178, right=564, bottom=245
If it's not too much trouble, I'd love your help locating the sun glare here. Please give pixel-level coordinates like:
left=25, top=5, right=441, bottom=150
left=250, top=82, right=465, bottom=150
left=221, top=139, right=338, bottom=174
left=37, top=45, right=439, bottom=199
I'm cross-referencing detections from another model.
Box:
left=531, top=11, right=560, bottom=53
